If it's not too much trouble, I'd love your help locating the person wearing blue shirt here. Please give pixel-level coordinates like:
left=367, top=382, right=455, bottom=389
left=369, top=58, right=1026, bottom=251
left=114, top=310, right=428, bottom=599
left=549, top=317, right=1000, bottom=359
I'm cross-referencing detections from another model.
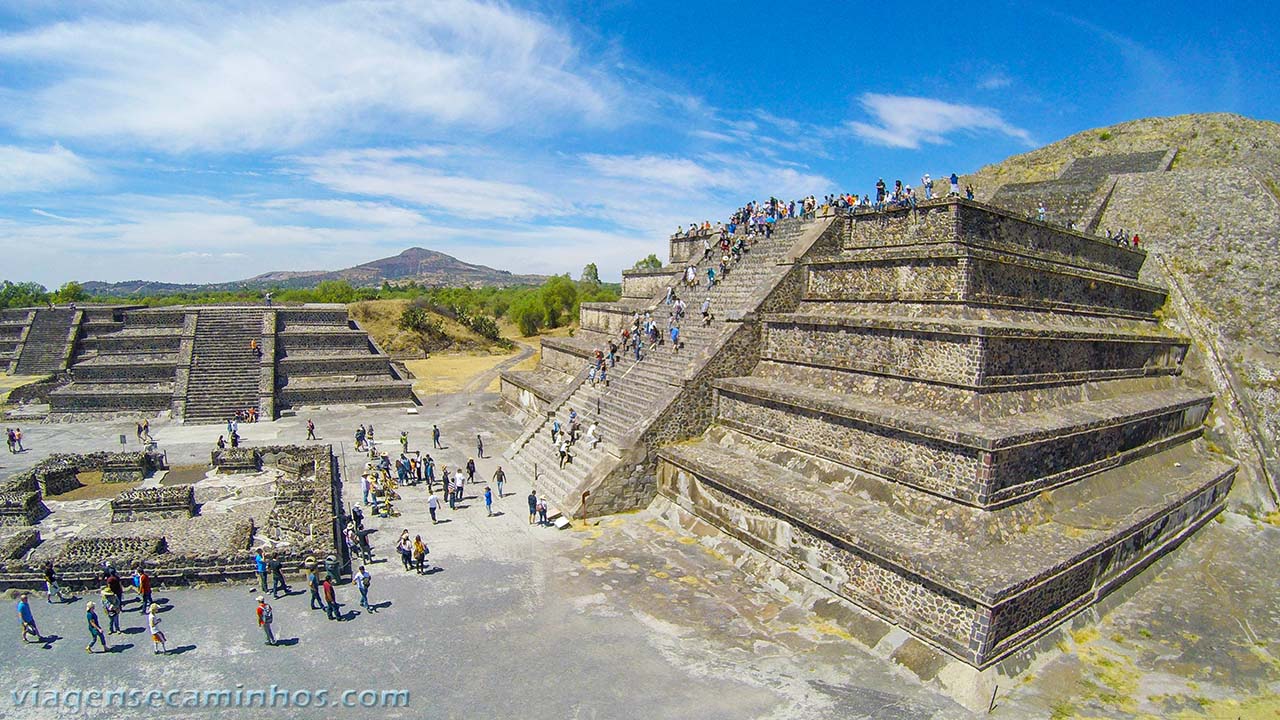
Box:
left=17, top=593, right=40, bottom=643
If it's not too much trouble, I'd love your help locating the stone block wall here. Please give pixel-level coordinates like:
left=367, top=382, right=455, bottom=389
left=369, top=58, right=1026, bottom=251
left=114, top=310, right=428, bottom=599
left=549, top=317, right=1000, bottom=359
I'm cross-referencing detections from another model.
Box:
left=579, top=303, right=642, bottom=336
left=622, top=268, right=677, bottom=299
left=211, top=448, right=262, bottom=473
left=109, top=485, right=197, bottom=523
left=761, top=316, right=1187, bottom=388
left=806, top=251, right=1166, bottom=319
left=102, top=451, right=162, bottom=483
left=846, top=200, right=1145, bottom=279
left=0, top=493, right=47, bottom=526
left=0, top=530, right=40, bottom=560
left=658, top=449, right=1234, bottom=667
left=657, top=462, right=984, bottom=661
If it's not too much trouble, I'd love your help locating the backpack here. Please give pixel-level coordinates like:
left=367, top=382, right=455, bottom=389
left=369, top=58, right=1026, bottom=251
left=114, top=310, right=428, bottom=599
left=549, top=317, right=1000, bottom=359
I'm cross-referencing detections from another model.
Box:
left=262, top=604, right=273, bottom=624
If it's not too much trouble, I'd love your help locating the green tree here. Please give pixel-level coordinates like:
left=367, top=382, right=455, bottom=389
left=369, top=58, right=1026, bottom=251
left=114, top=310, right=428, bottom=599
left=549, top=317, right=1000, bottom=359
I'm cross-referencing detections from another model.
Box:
left=314, top=280, right=356, bottom=304
left=580, top=263, right=601, bottom=286
left=538, top=274, right=578, bottom=328
left=52, top=281, right=88, bottom=304
left=398, top=301, right=449, bottom=357
left=0, top=281, right=50, bottom=309
left=508, top=293, right=544, bottom=336
left=632, top=254, right=663, bottom=270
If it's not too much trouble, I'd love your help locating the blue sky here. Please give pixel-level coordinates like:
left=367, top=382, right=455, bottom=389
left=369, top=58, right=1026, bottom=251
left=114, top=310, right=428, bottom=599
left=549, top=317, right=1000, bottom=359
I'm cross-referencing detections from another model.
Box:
left=1, top=0, right=1276, bottom=287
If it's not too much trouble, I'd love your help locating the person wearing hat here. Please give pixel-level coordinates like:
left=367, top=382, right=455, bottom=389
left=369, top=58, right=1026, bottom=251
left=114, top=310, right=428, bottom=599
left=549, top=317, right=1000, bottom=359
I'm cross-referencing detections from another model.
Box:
left=85, top=601, right=108, bottom=653
left=256, top=596, right=275, bottom=646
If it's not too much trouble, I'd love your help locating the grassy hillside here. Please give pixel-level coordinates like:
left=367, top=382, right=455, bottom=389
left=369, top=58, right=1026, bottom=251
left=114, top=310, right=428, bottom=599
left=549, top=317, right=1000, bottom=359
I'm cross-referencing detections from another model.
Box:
left=964, top=113, right=1280, bottom=199
left=349, top=299, right=501, bottom=355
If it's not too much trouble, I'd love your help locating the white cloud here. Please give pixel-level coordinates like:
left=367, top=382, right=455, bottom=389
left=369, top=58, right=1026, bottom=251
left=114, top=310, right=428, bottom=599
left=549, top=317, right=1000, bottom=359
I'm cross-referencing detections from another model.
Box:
left=293, top=148, right=560, bottom=220
left=0, top=144, right=92, bottom=193
left=977, top=71, right=1013, bottom=90
left=257, top=199, right=428, bottom=227
left=0, top=1, right=616, bottom=151
left=847, top=93, right=1033, bottom=149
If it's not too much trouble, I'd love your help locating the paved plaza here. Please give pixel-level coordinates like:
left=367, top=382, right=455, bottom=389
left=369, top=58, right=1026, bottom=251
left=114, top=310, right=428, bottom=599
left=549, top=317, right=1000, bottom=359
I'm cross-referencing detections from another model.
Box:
left=1, top=393, right=1277, bottom=719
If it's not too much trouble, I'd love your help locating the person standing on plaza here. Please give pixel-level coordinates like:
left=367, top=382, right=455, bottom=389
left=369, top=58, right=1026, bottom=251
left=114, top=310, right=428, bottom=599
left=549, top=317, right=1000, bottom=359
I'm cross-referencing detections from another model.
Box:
left=397, top=530, right=413, bottom=572
left=106, top=568, right=124, bottom=614
left=102, top=586, right=120, bottom=634
left=355, top=566, right=373, bottom=612
left=17, top=593, right=40, bottom=643
left=85, top=601, right=108, bottom=653
left=254, top=549, right=268, bottom=592
left=43, top=560, right=67, bottom=603
left=148, top=605, right=167, bottom=654
left=484, top=486, right=494, bottom=516
left=138, top=568, right=153, bottom=613
left=537, top=496, right=549, bottom=525
left=306, top=419, right=316, bottom=440
left=307, top=564, right=323, bottom=610
left=432, top=424, right=442, bottom=449
left=256, top=596, right=276, bottom=646
left=493, top=466, right=506, bottom=497
left=412, top=535, right=427, bottom=574
left=400, top=431, right=409, bottom=455
left=427, top=492, right=440, bottom=524
left=528, top=491, right=537, bottom=525
left=322, top=577, right=340, bottom=621
left=269, top=555, right=289, bottom=598
left=476, top=433, right=484, bottom=458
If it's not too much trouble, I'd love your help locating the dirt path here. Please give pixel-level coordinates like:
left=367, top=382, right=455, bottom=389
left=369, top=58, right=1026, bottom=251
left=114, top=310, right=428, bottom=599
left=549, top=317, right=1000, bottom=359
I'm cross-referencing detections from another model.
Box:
left=461, top=339, right=535, bottom=394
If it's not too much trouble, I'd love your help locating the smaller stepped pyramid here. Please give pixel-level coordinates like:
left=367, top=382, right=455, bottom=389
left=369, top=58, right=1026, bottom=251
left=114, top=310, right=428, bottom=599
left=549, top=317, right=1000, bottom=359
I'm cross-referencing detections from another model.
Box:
left=44, top=304, right=416, bottom=421
left=654, top=198, right=1235, bottom=667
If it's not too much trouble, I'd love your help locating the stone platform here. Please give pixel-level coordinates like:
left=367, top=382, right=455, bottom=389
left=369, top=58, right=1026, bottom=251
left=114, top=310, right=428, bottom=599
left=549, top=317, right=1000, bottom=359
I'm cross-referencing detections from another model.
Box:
left=647, top=198, right=1235, bottom=668
left=37, top=304, right=417, bottom=422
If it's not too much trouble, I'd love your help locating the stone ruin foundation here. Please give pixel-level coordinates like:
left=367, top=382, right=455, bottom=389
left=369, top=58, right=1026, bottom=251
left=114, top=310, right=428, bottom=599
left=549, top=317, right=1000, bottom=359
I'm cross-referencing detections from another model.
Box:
left=110, top=486, right=197, bottom=523
left=0, top=445, right=345, bottom=590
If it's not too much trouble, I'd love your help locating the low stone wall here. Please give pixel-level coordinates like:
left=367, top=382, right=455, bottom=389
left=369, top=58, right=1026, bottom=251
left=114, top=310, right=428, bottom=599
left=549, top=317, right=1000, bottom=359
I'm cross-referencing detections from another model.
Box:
left=110, top=485, right=196, bottom=523
left=5, top=375, right=67, bottom=405
left=95, top=334, right=182, bottom=354
left=846, top=200, right=1145, bottom=280
left=122, top=309, right=189, bottom=327
left=806, top=250, right=1166, bottom=318
left=277, top=331, right=370, bottom=353
left=70, top=361, right=177, bottom=382
left=670, top=232, right=715, bottom=264
left=0, top=530, right=40, bottom=560
left=761, top=315, right=1188, bottom=388
left=715, top=381, right=1211, bottom=506
left=211, top=447, right=262, bottom=473
left=103, top=451, right=163, bottom=483
left=0, top=493, right=48, bottom=526
left=622, top=268, right=677, bottom=299
left=579, top=303, right=640, bottom=336
left=499, top=374, right=552, bottom=424
left=275, top=307, right=352, bottom=329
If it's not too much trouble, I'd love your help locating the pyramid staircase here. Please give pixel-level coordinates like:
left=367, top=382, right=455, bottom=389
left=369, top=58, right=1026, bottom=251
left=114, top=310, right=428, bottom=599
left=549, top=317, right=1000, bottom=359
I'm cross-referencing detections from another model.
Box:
left=503, top=216, right=834, bottom=516
left=183, top=308, right=266, bottom=423
left=12, top=308, right=78, bottom=375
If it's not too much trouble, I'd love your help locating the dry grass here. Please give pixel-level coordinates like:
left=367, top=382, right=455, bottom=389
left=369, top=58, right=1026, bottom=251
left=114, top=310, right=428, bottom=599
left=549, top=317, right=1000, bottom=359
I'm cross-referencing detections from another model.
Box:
left=349, top=299, right=491, bottom=354
left=404, top=349, right=521, bottom=395
left=54, top=470, right=140, bottom=501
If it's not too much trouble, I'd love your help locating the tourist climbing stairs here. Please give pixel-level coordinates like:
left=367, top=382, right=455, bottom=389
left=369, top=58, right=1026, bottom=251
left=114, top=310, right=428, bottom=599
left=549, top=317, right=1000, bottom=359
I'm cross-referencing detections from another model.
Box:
left=13, top=308, right=77, bottom=375
left=507, top=217, right=823, bottom=515
left=184, top=308, right=266, bottom=423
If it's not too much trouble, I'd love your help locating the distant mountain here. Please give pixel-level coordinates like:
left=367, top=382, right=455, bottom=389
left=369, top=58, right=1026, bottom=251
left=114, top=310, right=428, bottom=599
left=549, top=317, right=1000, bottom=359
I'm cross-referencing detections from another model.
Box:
left=81, top=247, right=547, bottom=296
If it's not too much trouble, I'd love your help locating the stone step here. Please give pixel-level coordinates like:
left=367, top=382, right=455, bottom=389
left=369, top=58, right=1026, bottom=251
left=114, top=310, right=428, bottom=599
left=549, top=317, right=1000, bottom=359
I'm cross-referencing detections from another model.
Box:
left=714, top=375, right=1213, bottom=507
left=657, top=429, right=1234, bottom=667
